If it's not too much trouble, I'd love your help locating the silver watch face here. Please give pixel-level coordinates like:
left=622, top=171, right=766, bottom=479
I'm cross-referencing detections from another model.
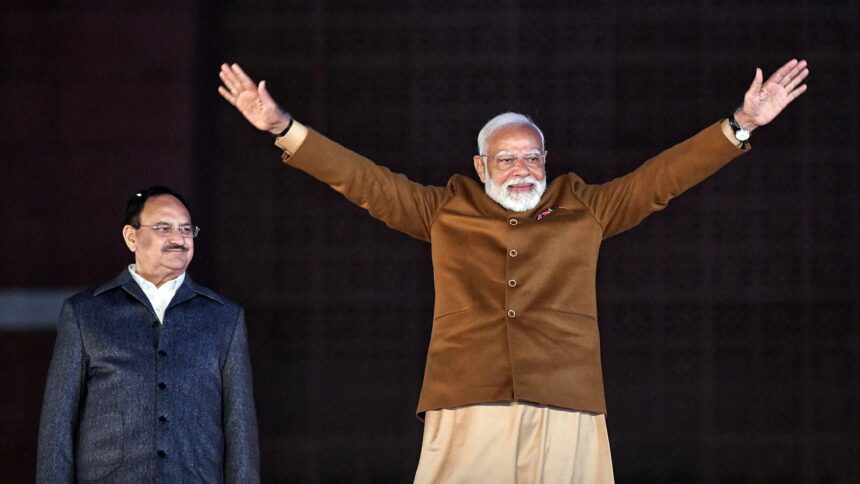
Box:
left=735, top=129, right=750, bottom=141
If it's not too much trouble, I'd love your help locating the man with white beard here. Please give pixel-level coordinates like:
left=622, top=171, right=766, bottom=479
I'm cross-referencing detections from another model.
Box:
left=475, top=112, right=548, bottom=212
left=219, top=59, right=808, bottom=483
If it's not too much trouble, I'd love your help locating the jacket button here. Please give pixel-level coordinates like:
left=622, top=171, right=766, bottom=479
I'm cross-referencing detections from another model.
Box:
left=508, top=279, right=517, bottom=287
left=158, top=415, right=168, bottom=423
left=509, top=218, right=518, bottom=226
left=507, top=309, right=516, bottom=318
left=157, top=450, right=167, bottom=458
left=509, top=249, right=518, bottom=257
left=157, top=382, right=167, bottom=390
left=158, top=350, right=167, bottom=357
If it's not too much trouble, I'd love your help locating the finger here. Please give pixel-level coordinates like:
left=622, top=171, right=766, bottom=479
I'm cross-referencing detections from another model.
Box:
left=220, top=63, right=242, bottom=87
left=219, top=69, right=240, bottom=94
left=786, top=84, right=808, bottom=103
left=785, top=68, right=809, bottom=91
left=231, top=63, right=258, bottom=90
left=220, top=62, right=237, bottom=80
left=781, top=60, right=808, bottom=87
left=217, top=86, right=236, bottom=105
left=767, top=58, right=798, bottom=85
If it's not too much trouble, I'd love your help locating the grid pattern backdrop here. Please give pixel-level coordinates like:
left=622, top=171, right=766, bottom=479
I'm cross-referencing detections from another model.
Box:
left=1, top=1, right=858, bottom=482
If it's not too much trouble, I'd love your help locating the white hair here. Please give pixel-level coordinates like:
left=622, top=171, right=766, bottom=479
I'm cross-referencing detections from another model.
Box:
left=477, top=112, right=545, bottom=155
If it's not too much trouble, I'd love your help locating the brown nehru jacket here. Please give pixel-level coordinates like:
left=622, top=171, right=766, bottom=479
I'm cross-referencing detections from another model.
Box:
left=277, top=121, right=747, bottom=415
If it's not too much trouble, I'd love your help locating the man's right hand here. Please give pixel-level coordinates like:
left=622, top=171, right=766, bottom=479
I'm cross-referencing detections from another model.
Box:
left=218, top=63, right=291, bottom=135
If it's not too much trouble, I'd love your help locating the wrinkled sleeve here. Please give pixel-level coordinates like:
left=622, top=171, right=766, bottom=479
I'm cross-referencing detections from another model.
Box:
left=571, top=121, right=749, bottom=239
left=282, top=129, right=451, bottom=242
left=37, top=300, right=85, bottom=484
left=222, top=308, right=260, bottom=484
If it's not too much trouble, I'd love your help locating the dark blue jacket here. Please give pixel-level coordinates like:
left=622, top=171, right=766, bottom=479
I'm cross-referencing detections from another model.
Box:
left=36, top=270, right=260, bottom=483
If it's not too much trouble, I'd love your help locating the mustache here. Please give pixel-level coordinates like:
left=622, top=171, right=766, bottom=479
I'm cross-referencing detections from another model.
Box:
left=162, top=243, right=189, bottom=252
left=505, top=176, right=537, bottom=187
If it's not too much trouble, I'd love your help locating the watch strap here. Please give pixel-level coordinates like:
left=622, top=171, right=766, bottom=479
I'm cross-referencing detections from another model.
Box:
left=728, top=111, right=750, bottom=144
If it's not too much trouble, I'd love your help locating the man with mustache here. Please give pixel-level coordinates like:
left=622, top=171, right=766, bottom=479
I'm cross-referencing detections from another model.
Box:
left=219, top=58, right=808, bottom=483
left=37, top=186, right=260, bottom=483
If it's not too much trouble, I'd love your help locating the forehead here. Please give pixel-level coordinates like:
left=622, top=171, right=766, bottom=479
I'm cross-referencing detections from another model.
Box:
left=486, top=124, right=543, bottom=154
left=140, top=195, right=191, bottom=222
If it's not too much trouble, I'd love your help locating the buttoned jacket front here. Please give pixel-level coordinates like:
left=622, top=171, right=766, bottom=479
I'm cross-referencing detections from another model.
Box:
left=281, top=122, right=746, bottom=416
left=37, top=270, right=259, bottom=483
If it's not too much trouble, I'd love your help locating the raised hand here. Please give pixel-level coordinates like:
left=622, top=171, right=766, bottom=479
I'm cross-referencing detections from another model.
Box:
left=218, top=63, right=291, bottom=134
left=735, top=59, right=809, bottom=131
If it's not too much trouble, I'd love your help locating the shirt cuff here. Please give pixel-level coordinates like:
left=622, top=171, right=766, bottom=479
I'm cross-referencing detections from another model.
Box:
left=274, top=120, right=309, bottom=157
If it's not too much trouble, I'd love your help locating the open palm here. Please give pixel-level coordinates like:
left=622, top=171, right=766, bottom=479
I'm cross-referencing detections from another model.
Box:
left=738, top=59, right=808, bottom=130
left=218, top=63, right=290, bottom=134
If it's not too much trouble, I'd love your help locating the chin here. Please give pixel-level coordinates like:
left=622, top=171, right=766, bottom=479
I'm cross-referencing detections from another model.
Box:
left=500, top=193, right=541, bottom=212
left=162, top=259, right=191, bottom=272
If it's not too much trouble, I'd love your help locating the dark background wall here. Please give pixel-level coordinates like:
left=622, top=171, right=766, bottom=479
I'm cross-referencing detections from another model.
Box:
left=1, top=1, right=858, bottom=482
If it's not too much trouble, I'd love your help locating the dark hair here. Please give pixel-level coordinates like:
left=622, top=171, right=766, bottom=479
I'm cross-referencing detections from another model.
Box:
left=124, top=186, right=191, bottom=227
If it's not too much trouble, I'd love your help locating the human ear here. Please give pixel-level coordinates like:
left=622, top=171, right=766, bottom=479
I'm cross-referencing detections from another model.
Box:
left=473, top=155, right=487, bottom=182
left=122, top=225, right=137, bottom=252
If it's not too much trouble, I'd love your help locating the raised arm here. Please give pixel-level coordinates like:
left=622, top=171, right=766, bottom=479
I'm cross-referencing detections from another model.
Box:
left=575, top=58, right=809, bottom=238
left=217, top=63, right=450, bottom=242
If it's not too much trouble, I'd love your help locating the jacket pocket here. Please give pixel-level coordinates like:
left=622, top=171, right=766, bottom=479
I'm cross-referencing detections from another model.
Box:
left=76, top=411, right=123, bottom=481
left=433, top=306, right=471, bottom=320
left=548, top=307, right=596, bottom=320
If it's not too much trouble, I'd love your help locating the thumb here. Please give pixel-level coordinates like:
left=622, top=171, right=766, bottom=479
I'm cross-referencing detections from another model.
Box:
left=746, top=67, right=763, bottom=95
left=258, top=80, right=277, bottom=107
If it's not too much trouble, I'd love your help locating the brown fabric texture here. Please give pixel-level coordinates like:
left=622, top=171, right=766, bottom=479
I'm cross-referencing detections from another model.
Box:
left=282, top=121, right=747, bottom=415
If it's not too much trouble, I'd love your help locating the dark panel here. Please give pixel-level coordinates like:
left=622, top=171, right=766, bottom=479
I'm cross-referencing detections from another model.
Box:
left=3, top=0, right=859, bottom=482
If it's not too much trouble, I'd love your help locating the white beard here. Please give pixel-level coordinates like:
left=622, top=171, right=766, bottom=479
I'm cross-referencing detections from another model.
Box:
left=483, top=168, right=547, bottom=212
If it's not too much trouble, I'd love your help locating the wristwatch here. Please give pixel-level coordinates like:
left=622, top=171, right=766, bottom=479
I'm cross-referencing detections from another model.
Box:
left=728, top=112, right=750, bottom=143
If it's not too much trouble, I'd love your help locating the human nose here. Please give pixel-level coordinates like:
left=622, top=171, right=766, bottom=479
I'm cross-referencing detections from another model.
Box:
left=510, top=157, right=531, bottom=175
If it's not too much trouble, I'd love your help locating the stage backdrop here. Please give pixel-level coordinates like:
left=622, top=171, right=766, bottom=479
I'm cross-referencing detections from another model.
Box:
left=1, top=1, right=857, bottom=482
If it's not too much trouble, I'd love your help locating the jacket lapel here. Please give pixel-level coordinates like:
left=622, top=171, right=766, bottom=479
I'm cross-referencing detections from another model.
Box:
left=168, top=278, right=197, bottom=309
left=167, top=275, right=224, bottom=310
left=94, top=270, right=151, bottom=309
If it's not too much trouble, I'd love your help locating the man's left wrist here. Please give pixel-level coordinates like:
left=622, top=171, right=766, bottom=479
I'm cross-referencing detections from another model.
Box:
left=733, top=109, right=757, bottom=132
left=272, top=115, right=293, bottom=137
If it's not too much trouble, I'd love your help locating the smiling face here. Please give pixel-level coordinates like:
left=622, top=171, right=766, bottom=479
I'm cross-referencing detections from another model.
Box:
left=473, top=123, right=548, bottom=212
left=122, top=194, right=194, bottom=287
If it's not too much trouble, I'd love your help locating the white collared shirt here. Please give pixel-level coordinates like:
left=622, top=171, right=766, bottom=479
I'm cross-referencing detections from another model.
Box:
left=128, top=264, right=185, bottom=324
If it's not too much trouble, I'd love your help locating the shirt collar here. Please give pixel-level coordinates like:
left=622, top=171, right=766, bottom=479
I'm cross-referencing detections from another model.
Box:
left=127, top=264, right=185, bottom=292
